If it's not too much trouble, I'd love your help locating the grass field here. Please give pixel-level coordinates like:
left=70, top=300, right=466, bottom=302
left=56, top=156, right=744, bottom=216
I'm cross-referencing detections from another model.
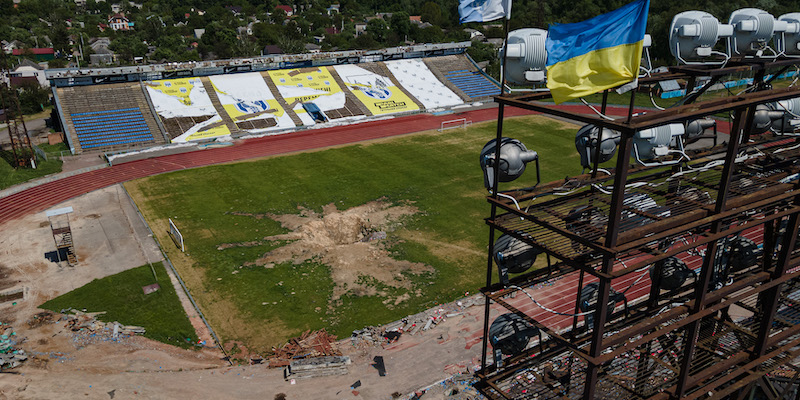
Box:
left=40, top=262, right=199, bottom=348
left=126, top=115, right=596, bottom=351
left=0, top=142, right=67, bottom=190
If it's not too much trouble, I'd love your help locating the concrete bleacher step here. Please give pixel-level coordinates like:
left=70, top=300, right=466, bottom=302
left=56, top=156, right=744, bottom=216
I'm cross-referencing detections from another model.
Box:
left=200, top=77, right=240, bottom=135
left=56, top=82, right=166, bottom=154
left=327, top=67, right=373, bottom=117
left=260, top=72, right=304, bottom=127
left=424, top=54, right=499, bottom=101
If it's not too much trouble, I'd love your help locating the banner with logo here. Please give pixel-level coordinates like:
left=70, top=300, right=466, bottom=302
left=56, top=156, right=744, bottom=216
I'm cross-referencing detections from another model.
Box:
left=333, top=64, right=419, bottom=115
left=208, top=72, right=295, bottom=133
left=144, top=77, right=231, bottom=142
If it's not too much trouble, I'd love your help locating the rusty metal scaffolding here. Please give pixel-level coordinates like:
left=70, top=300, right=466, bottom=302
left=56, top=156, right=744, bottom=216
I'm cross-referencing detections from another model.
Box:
left=0, top=53, right=34, bottom=169
left=476, top=59, right=800, bottom=400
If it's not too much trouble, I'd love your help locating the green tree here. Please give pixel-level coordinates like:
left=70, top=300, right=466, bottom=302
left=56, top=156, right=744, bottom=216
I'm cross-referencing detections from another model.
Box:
left=419, top=2, right=441, bottom=25
left=109, top=34, right=148, bottom=63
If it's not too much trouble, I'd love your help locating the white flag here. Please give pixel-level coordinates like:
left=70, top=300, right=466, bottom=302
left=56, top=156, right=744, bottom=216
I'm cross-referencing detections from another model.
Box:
left=458, top=0, right=511, bottom=24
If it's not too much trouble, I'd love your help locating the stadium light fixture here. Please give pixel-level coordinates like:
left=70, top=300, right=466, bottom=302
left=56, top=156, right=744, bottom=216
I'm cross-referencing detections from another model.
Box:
left=684, top=117, right=716, bottom=144
left=503, top=29, right=548, bottom=85
left=769, top=97, right=800, bottom=133
left=479, top=138, right=539, bottom=190
left=489, top=313, right=540, bottom=363
left=727, top=8, right=784, bottom=58
left=633, top=123, right=689, bottom=166
left=494, top=234, right=543, bottom=286
left=578, top=282, right=627, bottom=329
left=669, top=11, right=733, bottom=64
left=649, top=257, right=695, bottom=292
left=777, top=13, right=800, bottom=57
left=574, top=124, right=621, bottom=171
left=751, top=104, right=787, bottom=134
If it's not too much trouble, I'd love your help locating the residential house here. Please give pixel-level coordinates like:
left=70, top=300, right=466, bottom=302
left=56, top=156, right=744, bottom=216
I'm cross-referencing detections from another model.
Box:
left=2, top=40, right=23, bottom=54
left=326, top=4, right=339, bottom=15
left=11, top=48, right=55, bottom=61
left=8, top=59, right=48, bottom=87
left=463, top=28, right=485, bottom=41
left=324, top=27, right=340, bottom=36
left=194, top=29, right=205, bottom=39
left=89, top=37, right=115, bottom=65
left=108, top=13, right=134, bottom=31
left=225, top=6, right=242, bottom=16
left=275, top=5, right=293, bottom=16
left=305, top=43, right=321, bottom=53
left=355, top=23, right=366, bottom=36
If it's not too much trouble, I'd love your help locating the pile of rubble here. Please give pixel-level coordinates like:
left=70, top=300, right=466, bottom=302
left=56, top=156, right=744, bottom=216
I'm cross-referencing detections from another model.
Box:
left=63, top=310, right=145, bottom=335
left=351, top=294, right=484, bottom=348
left=267, top=329, right=341, bottom=368
left=0, top=322, right=27, bottom=370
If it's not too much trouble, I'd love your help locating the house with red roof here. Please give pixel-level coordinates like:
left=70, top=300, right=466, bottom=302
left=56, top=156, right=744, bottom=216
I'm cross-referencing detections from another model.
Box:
left=275, top=5, right=293, bottom=16
left=11, top=48, right=55, bottom=61
left=108, top=14, right=134, bottom=31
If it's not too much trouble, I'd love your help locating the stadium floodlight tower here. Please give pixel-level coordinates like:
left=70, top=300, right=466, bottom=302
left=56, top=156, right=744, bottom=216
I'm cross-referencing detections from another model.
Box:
left=777, top=13, right=800, bottom=57
left=727, top=8, right=787, bottom=58
left=669, top=11, right=734, bottom=64
left=502, top=28, right=548, bottom=85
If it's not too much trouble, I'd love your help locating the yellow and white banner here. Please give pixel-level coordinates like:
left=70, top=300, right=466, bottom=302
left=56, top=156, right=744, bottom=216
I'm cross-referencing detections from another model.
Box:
left=209, top=72, right=294, bottom=133
left=333, top=64, right=419, bottom=115
left=145, top=77, right=231, bottom=142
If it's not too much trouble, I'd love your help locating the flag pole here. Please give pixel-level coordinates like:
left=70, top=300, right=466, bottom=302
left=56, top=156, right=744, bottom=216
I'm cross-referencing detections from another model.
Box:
left=499, top=15, right=510, bottom=95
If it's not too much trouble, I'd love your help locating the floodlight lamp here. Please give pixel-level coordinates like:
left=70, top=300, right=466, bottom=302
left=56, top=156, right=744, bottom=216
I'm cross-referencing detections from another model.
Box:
left=728, top=8, right=782, bottom=58
left=777, top=13, right=800, bottom=57
left=503, top=29, right=548, bottom=84
left=769, top=97, right=800, bottom=133
left=494, top=234, right=542, bottom=274
left=578, top=283, right=626, bottom=329
left=489, top=313, right=539, bottom=356
left=669, top=11, right=733, bottom=64
left=480, top=137, right=539, bottom=190
left=575, top=124, right=621, bottom=170
left=752, top=104, right=786, bottom=134
left=649, top=257, right=695, bottom=292
left=633, top=123, right=689, bottom=166
left=684, top=118, right=716, bottom=144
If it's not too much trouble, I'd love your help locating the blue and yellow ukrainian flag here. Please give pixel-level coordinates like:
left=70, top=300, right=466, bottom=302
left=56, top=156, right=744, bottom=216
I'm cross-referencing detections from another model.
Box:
left=545, top=0, right=650, bottom=104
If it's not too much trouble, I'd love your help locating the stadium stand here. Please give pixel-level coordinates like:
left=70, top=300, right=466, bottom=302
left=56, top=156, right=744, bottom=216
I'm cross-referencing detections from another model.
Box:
left=56, top=82, right=165, bottom=153
left=423, top=55, right=500, bottom=100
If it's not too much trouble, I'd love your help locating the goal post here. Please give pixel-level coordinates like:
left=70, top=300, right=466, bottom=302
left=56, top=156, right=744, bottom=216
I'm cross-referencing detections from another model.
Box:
left=438, top=118, right=473, bottom=132
left=168, top=218, right=185, bottom=252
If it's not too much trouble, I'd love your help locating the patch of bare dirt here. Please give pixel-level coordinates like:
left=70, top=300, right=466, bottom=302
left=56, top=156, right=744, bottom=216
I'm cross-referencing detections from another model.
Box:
left=227, top=200, right=433, bottom=302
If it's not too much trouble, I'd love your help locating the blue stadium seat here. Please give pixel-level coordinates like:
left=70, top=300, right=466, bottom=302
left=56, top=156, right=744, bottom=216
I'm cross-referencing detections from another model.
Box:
left=70, top=108, right=155, bottom=149
left=443, top=70, right=500, bottom=99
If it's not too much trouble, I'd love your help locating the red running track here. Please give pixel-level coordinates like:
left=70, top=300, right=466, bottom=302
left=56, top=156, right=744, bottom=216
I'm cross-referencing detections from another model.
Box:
left=0, top=104, right=656, bottom=226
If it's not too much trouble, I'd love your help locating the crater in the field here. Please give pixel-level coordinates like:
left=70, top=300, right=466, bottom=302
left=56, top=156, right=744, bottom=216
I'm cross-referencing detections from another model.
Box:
left=222, top=200, right=431, bottom=302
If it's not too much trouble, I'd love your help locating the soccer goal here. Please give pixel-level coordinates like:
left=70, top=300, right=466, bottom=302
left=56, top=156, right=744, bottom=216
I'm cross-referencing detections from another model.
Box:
left=168, top=218, right=185, bottom=252
left=438, top=118, right=472, bottom=132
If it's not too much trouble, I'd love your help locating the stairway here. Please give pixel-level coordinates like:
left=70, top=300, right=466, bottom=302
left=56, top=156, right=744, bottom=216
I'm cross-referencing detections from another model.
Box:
left=200, top=77, right=240, bottom=134
left=260, top=72, right=304, bottom=127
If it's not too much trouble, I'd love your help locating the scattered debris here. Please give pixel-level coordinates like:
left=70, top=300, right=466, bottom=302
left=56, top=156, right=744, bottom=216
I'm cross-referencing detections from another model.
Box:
left=283, top=355, right=351, bottom=380
left=268, top=329, right=341, bottom=367
left=350, top=295, right=485, bottom=349
left=351, top=380, right=361, bottom=389
left=0, top=323, right=27, bottom=370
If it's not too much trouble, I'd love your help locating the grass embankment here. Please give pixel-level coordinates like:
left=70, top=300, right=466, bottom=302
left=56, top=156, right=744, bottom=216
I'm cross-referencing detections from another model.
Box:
left=125, top=115, right=593, bottom=351
left=0, top=142, right=68, bottom=190
left=40, top=262, right=198, bottom=348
